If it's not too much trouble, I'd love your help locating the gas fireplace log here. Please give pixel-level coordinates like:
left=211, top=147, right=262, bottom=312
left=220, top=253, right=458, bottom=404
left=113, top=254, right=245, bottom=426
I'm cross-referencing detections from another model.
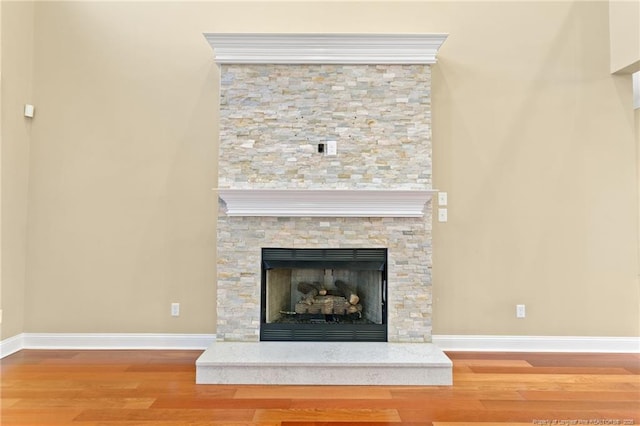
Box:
left=347, top=303, right=363, bottom=314
left=335, top=280, right=360, bottom=305
left=330, top=297, right=362, bottom=315
left=294, top=295, right=362, bottom=315
left=297, top=282, right=319, bottom=304
left=297, top=281, right=317, bottom=295
left=294, top=304, right=308, bottom=314
left=295, top=296, right=331, bottom=314
left=313, top=282, right=327, bottom=296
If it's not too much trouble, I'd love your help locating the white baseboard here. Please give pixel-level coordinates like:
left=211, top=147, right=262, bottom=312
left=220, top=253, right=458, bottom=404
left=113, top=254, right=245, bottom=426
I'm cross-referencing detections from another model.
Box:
left=1, top=333, right=216, bottom=358
left=432, top=335, right=640, bottom=353
left=3, top=334, right=638, bottom=358
left=0, top=333, right=25, bottom=358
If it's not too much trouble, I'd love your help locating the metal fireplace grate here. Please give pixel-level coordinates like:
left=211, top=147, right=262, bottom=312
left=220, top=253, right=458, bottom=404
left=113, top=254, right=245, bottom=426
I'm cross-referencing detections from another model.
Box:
left=261, top=323, right=387, bottom=342
left=262, top=248, right=386, bottom=270
left=263, top=248, right=386, bottom=261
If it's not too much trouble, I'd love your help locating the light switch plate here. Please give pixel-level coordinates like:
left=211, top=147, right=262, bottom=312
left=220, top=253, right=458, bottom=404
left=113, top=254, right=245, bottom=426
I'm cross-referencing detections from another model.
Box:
left=438, top=208, right=448, bottom=222
left=24, top=104, right=35, bottom=118
left=438, top=192, right=448, bottom=206
left=326, top=140, right=337, bottom=156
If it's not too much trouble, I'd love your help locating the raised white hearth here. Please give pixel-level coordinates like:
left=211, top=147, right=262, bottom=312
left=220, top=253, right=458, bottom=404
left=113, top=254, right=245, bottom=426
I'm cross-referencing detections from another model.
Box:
left=196, top=342, right=452, bottom=385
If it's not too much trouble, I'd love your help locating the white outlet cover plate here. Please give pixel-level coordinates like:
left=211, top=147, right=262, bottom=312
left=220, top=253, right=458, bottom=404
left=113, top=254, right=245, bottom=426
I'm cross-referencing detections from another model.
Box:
left=24, top=104, right=35, bottom=118
left=171, top=303, right=180, bottom=316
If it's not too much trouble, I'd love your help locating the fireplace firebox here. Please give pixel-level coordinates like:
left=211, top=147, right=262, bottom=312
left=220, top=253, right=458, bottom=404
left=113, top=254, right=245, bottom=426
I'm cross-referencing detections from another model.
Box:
left=260, top=248, right=388, bottom=342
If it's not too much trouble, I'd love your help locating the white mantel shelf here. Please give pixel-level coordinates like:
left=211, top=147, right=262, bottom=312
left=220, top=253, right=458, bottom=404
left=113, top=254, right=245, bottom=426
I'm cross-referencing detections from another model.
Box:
left=217, top=189, right=436, bottom=218
left=204, top=33, right=448, bottom=64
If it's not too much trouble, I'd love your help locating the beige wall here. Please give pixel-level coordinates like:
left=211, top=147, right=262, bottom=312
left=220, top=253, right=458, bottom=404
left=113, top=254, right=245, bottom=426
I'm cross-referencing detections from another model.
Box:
left=609, top=0, right=640, bottom=74
left=24, top=1, right=219, bottom=333
left=1, top=1, right=35, bottom=339
left=0, top=0, right=2, bottom=337
left=1, top=1, right=638, bottom=337
left=430, top=0, right=639, bottom=336
left=636, top=108, right=640, bottom=278
left=1, top=0, right=3, bottom=337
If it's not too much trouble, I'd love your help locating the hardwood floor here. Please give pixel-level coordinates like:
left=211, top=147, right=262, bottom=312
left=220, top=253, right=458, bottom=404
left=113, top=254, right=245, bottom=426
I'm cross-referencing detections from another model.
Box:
left=1, top=349, right=638, bottom=425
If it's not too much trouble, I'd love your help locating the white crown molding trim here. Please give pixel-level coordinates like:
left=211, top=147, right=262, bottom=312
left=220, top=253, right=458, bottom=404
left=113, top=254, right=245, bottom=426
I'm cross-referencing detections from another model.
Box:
left=432, top=335, right=640, bottom=353
left=204, top=33, right=448, bottom=64
left=217, top=189, right=435, bottom=217
left=0, top=333, right=25, bottom=358
left=1, top=333, right=216, bottom=357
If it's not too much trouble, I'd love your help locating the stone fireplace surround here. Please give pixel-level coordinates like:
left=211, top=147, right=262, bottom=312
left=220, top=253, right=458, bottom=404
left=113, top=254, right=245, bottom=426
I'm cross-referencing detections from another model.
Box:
left=196, top=33, right=452, bottom=385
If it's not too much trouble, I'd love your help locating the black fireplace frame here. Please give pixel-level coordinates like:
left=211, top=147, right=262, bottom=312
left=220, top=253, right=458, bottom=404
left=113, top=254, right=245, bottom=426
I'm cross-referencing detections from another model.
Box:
left=260, top=248, right=388, bottom=342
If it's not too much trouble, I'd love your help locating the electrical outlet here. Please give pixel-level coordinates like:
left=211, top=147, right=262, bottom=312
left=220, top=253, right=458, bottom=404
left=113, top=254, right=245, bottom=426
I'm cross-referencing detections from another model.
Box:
left=171, top=303, right=180, bottom=317
left=516, top=304, right=526, bottom=318
left=24, top=104, right=35, bottom=118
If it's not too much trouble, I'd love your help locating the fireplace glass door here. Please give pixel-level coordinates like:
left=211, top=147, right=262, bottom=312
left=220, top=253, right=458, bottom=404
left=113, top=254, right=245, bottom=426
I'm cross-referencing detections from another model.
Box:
left=260, top=248, right=387, bottom=342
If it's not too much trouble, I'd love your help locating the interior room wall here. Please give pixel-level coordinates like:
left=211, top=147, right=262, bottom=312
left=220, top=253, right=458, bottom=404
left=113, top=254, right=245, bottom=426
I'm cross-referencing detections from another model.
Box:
left=23, top=1, right=219, bottom=334
left=0, top=1, right=35, bottom=340
left=430, top=0, right=639, bottom=336
left=636, top=108, right=640, bottom=278
left=609, top=0, right=640, bottom=74
left=8, top=1, right=639, bottom=338
left=1, top=0, right=3, bottom=338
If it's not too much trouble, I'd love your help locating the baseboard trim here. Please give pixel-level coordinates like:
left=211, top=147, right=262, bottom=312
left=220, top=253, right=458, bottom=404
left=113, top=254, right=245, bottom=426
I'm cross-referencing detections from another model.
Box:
left=3, top=334, right=638, bottom=358
left=432, top=335, right=640, bottom=353
left=0, top=333, right=25, bottom=358
left=1, top=333, right=216, bottom=358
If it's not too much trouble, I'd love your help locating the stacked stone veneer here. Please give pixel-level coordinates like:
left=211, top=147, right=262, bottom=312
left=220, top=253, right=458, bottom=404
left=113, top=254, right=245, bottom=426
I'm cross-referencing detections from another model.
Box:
left=217, top=64, right=434, bottom=343
left=219, top=64, right=432, bottom=189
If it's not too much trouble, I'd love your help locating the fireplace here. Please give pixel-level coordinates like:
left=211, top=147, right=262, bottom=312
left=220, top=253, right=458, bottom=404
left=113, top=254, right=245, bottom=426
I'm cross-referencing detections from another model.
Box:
left=207, top=33, right=447, bottom=344
left=261, top=248, right=387, bottom=342
left=197, top=33, right=452, bottom=386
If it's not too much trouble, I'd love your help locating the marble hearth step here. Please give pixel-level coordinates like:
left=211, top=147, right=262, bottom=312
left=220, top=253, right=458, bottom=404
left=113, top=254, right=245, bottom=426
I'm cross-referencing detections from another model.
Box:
left=195, top=341, right=452, bottom=386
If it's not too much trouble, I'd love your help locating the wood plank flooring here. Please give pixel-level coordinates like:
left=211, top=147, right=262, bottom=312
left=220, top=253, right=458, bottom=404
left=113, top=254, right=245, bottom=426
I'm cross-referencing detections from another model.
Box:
left=1, top=349, right=638, bottom=425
